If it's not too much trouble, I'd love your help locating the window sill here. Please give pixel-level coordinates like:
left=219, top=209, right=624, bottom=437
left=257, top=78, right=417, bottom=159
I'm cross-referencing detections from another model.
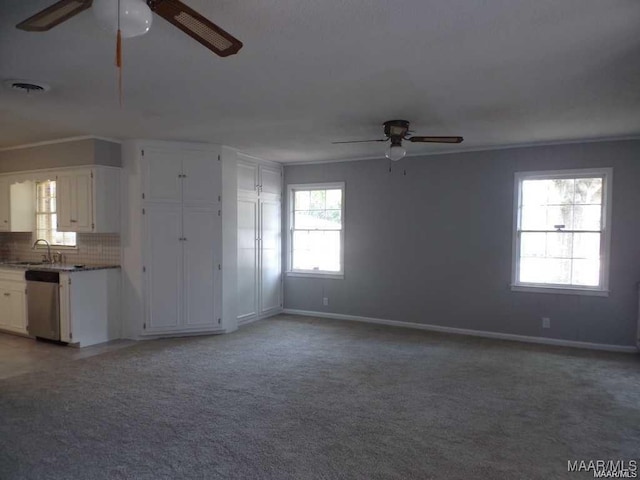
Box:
left=511, top=284, right=609, bottom=297
left=286, top=271, right=344, bottom=280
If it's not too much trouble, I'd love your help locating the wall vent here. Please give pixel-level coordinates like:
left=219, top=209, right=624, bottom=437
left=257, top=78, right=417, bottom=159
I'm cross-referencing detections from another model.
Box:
left=3, top=79, right=51, bottom=94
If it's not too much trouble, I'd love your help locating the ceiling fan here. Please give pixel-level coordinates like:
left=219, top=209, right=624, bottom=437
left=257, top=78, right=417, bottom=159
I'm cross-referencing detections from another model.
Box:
left=333, top=120, right=463, bottom=161
left=15, top=0, right=243, bottom=58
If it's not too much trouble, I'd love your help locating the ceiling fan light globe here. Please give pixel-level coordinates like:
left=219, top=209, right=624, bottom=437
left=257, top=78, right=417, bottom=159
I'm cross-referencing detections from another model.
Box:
left=385, top=144, right=406, bottom=161
left=93, top=0, right=153, bottom=38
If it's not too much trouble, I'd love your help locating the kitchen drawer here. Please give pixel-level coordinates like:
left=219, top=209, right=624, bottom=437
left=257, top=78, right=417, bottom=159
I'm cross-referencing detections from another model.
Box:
left=0, top=269, right=26, bottom=283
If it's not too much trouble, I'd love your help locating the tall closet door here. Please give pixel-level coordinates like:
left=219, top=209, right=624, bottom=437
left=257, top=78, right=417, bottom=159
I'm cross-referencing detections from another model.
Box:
left=144, top=204, right=183, bottom=332
left=260, top=198, right=281, bottom=315
left=237, top=196, right=258, bottom=323
left=182, top=207, right=218, bottom=328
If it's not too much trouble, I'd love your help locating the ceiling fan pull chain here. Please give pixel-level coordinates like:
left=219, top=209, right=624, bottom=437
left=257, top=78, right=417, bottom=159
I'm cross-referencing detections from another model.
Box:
left=116, top=0, right=123, bottom=107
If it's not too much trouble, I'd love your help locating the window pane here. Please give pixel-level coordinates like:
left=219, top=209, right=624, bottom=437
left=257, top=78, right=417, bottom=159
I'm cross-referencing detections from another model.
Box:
left=292, top=230, right=340, bottom=272
left=326, top=189, right=342, bottom=209
left=520, top=206, right=547, bottom=230
left=573, top=233, right=600, bottom=259
left=294, top=191, right=310, bottom=210
left=547, top=179, right=574, bottom=205
left=309, top=190, right=326, bottom=210
left=574, top=178, right=602, bottom=204
left=572, top=259, right=600, bottom=286
left=35, top=180, right=75, bottom=247
left=520, top=232, right=546, bottom=258
left=294, top=210, right=341, bottom=230
left=521, top=180, right=549, bottom=206
left=573, top=205, right=601, bottom=231
left=546, top=205, right=573, bottom=230
left=545, top=232, right=572, bottom=258
left=520, top=258, right=571, bottom=284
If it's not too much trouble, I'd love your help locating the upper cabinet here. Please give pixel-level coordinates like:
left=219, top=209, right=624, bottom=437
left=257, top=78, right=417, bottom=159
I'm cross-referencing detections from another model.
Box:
left=57, top=166, right=120, bottom=233
left=237, top=157, right=282, bottom=197
left=0, top=178, right=35, bottom=233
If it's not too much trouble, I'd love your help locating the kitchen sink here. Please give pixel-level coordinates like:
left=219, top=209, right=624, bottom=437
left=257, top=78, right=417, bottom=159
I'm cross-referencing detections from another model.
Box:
left=8, top=261, right=44, bottom=266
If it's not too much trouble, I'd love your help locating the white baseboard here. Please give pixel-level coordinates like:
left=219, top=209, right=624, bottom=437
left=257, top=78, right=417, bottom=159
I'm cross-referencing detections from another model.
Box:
left=238, top=308, right=284, bottom=328
left=282, top=309, right=639, bottom=354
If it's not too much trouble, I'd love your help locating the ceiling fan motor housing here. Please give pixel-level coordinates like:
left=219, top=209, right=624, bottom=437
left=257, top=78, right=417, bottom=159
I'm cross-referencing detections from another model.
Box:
left=384, top=120, right=410, bottom=139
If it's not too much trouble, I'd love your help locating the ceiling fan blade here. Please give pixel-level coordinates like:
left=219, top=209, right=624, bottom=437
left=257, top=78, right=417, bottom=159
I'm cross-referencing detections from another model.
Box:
left=408, top=136, right=464, bottom=144
left=148, top=0, right=243, bottom=57
left=332, top=139, right=387, bottom=144
left=16, top=0, right=93, bottom=32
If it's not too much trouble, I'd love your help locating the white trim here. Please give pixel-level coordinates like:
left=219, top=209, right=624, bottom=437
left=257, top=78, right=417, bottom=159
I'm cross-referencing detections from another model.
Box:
left=0, top=135, right=121, bottom=151
left=284, top=136, right=640, bottom=166
left=511, top=167, right=613, bottom=295
left=286, top=182, right=345, bottom=277
left=282, top=309, right=639, bottom=353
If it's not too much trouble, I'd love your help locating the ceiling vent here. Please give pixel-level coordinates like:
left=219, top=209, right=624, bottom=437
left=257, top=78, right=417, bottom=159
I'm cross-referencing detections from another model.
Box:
left=3, top=79, right=51, bottom=94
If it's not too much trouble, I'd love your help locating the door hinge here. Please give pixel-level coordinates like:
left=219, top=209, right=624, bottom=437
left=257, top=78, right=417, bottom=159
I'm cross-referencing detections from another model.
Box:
left=91, top=223, right=95, bottom=230
left=143, top=266, right=146, bottom=273
left=142, top=193, right=145, bottom=200
left=68, top=278, right=72, bottom=285
left=218, top=318, right=221, bottom=324
left=69, top=332, right=73, bottom=339
left=218, top=210, right=221, bottom=216
left=218, top=195, right=221, bottom=202
left=142, top=208, right=145, bottom=215
left=141, top=149, right=145, bottom=157
left=143, top=323, right=146, bottom=330
left=218, top=264, right=221, bottom=270
left=91, top=171, right=94, bottom=179
left=218, top=154, right=221, bottom=161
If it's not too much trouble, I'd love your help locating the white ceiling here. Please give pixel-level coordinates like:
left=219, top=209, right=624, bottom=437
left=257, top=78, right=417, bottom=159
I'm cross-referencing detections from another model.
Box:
left=1, top=0, right=639, bottom=163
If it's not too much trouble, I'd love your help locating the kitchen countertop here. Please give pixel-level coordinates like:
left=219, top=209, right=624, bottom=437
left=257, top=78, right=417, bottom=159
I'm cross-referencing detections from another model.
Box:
left=0, top=262, right=120, bottom=272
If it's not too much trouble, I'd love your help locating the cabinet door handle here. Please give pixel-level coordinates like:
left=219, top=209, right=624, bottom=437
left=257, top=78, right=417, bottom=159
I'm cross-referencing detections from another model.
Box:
left=3, top=293, right=10, bottom=297
left=70, top=219, right=77, bottom=223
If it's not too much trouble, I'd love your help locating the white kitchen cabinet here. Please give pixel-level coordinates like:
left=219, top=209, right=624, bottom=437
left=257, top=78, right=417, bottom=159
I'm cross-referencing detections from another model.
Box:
left=0, top=269, right=28, bottom=335
left=59, top=268, right=121, bottom=347
left=57, top=166, right=120, bottom=233
left=141, top=147, right=222, bottom=335
left=0, top=177, right=35, bottom=232
left=236, top=156, right=282, bottom=325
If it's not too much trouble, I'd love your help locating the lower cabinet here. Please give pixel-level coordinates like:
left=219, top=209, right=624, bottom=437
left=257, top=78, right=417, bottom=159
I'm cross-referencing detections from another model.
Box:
left=0, top=273, right=27, bottom=335
left=59, top=269, right=121, bottom=347
left=143, top=204, right=222, bottom=334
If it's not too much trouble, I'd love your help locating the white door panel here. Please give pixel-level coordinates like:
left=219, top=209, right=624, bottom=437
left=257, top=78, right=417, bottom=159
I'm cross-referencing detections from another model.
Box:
left=74, top=172, right=93, bottom=232
left=182, top=154, right=219, bottom=205
left=260, top=199, right=281, bottom=314
left=56, top=174, right=74, bottom=231
left=182, top=208, right=217, bottom=327
left=237, top=161, right=258, bottom=193
left=143, top=150, right=182, bottom=203
left=237, top=198, right=258, bottom=321
left=144, top=205, right=182, bottom=331
left=259, top=165, right=282, bottom=197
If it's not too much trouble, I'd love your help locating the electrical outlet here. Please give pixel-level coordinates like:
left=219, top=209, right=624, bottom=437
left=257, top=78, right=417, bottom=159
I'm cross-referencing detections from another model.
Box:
left=323, top=297, right=329, bottom=306
left=542, top=317, right=551, bottom=329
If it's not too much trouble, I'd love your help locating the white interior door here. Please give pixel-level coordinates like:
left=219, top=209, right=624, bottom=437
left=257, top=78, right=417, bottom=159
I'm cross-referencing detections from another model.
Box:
left=259, top=198, right=281, bottom=315
left=143, top=150, right=182, bottom=203
left=237, top=196, right=259, bottom=322
left=259, top=165, right=282, bottom=197
left=182, top=153, right=219, bottom=205
left=74, top=171, right=93, bottom=232
left=182, top=207, right=218, bottom=328
left=144, top=204, right=183, bottom=332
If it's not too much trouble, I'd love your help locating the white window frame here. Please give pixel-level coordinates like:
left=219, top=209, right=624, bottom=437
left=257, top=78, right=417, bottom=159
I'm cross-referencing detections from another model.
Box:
left=286, top=182, right=345, bottom=279
left=511, top=168, right=612, bottom=296
left=34, top=179, right=78, bottom=250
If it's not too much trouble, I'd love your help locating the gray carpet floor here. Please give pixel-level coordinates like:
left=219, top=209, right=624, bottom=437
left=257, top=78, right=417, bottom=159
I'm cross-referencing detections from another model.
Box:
left=1, top=314, right=639, bottom=479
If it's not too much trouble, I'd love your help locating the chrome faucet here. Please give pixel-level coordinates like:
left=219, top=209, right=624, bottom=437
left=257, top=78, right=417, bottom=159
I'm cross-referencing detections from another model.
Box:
left=32, top=239, right=52, bottom=264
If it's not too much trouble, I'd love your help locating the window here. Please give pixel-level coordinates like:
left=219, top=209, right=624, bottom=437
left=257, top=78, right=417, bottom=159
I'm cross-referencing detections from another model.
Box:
left=512, top=168, right=612, bottom=295
left=35, top=180, right=76, bottom=247
left=287, top=183, right=344, bottom=277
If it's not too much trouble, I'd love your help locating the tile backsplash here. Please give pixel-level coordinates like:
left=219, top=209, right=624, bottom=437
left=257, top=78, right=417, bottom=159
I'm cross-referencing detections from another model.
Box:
left=0, top=233, right=120, bottom=266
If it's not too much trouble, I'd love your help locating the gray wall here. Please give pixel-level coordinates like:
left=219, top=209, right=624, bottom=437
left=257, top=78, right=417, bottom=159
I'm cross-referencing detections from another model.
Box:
left=283, top=140, right=640, bottom=347
left=0, top=139, right=121, bottom=172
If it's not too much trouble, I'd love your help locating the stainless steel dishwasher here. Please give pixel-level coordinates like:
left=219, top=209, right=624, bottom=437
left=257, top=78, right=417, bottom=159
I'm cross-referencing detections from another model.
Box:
left=26, top=270, right=61, bottom=341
